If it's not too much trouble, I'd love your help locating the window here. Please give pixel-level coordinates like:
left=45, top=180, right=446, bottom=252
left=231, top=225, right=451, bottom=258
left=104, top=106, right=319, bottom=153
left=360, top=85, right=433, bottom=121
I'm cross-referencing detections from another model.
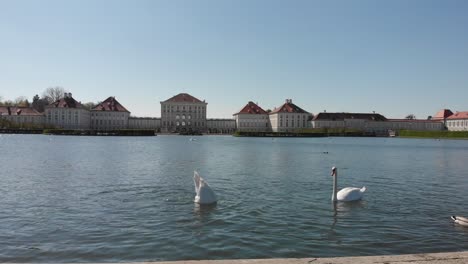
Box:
left=176, top=122, right=180, bottom=126
left=182, top=115, right=185, bottom=119
left=182, top=122, right=185, bottom=126
left=176, top=115, right=180, bottom=119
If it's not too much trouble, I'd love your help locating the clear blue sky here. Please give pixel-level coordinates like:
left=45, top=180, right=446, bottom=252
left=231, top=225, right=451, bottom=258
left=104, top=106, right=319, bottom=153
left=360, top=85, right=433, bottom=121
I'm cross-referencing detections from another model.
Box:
left=1, top=0, right=467, bottom=118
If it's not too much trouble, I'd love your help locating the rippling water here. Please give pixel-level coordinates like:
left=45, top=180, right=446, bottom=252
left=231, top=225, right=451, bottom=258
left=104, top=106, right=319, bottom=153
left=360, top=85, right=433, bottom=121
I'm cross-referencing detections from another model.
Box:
left=0, top=134, right=467, bottom=262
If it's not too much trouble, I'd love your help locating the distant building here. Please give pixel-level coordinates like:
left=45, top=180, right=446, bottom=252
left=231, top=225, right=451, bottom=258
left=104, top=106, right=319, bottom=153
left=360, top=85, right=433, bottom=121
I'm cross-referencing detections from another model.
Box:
left=91, top=97, right=130, bottom=130
left=313, top=112, right=444, bottom=133
left=446, top=111, right=468, bottom=131
left=369, top=119, right=444, bottom=133
left=160, top=93, right=207, bottom=133
left=0, top=106, right=45, bottom=127
left=313, top=112, right=387, bottom=129
left=128, top=117, right=161, bottom=130
left=269, top=99, right=311, bottom=132
left=207, top=118, right=236, bottom=134
left=432, top=109, right=454, bottom=127
left=45, top=93, right=90, bottom=129
left=233, top=101, right=270, bottom=132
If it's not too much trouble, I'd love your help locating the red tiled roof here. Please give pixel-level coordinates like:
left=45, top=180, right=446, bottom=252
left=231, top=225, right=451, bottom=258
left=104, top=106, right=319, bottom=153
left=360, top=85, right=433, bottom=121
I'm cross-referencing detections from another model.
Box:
left=270, top=100, right=309, bottom=114
left=313, top=112, right=387, bottom=121
left=432, top=109, right=453, bottom=120
left=447, top=111, right=468, bottom=120
left=92, top=97, right=129, bottom=112
left=48, top=95, right=84, bottom=109
left=0, top=106, right=43, bottom=116
left=163, top=93, right=204, bottom=103
left=234, top=101, right=268, bottom=115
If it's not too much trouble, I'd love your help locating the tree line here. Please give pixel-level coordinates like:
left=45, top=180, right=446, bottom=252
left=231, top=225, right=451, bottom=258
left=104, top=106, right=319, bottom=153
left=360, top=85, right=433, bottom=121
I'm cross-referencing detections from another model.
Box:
left=0, top=87, right=97, bottom=112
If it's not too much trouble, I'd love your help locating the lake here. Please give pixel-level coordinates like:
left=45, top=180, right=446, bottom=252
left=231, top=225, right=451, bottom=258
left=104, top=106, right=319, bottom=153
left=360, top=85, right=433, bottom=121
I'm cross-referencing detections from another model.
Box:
left=0, top=134, right=467, bottom=262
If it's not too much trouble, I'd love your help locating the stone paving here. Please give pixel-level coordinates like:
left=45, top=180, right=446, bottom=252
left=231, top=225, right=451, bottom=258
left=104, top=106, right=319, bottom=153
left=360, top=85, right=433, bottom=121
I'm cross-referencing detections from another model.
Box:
left=141, top=251, right=468, bottom=264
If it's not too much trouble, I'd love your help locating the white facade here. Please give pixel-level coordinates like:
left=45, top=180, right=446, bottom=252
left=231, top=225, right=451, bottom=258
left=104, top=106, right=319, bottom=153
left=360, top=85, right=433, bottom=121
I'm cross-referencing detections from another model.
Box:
left=269, top=100, right=310, bottom=133
left=91, top=111, right=129, bottom=130
left=446, top=114, right=468, bottom=131
left=0, top=107, right=45, bottom=127
left=207, top=118, right=237, bottom=133
left=45, top=108, right=90, bottom=129
left=269, top=112, right=310, bottom=132
left=368, top=120, right=444, bottom=132
left=312, top=113, right=444, bottom=134
left=235, top=113, right=270, bottom=132
left=128, top=117, right=161, bottom=130
left=161, top=93, right=207, bottom=133
left=45, top=94, right=90, bottom=129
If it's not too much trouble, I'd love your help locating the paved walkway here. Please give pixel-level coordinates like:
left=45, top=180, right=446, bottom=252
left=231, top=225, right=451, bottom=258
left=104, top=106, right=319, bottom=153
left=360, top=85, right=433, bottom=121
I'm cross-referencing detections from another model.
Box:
left=148, top=251, right=468, bottom=264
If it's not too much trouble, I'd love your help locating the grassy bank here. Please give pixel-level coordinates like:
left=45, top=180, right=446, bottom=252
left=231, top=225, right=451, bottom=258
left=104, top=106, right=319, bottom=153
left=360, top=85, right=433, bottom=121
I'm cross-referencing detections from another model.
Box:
left=399, top=130, right=468, bottom=139
left=233, top=128, right=370, bottom=137
left=43, top=129, right=156, bottom=136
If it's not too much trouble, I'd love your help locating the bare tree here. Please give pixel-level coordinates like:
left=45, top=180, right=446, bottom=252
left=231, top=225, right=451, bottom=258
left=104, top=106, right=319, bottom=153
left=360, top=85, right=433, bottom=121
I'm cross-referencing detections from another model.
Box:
left=42, top=86, right=67, bottom=104
left=14, top=96, right=29, bottom=106
left=405, top=114, right=416, bottom=120
left=83, top=102, right=97, bottom=110
left=3, top=100, right=14, bottom=106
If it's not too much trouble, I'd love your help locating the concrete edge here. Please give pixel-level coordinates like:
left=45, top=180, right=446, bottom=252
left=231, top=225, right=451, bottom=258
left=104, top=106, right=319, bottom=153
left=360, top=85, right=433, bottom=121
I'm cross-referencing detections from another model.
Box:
left=87, top=251, right=468, bottom=264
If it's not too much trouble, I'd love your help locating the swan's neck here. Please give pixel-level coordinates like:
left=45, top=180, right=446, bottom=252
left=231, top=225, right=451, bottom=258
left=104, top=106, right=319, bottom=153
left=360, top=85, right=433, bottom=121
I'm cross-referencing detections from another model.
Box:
left=332, top=174, right=338, bottom=202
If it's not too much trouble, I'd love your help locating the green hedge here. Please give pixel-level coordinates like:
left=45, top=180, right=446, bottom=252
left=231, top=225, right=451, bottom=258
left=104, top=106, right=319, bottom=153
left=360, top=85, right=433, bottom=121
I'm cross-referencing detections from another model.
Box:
left=43, top=129, right=156, bottom=136
left=399, top=130, right=468, bottom=139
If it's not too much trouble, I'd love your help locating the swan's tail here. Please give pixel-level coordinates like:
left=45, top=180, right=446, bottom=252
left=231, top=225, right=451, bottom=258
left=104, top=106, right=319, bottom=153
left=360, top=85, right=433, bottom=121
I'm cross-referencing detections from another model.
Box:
left=360, top=186, right=367, bottom=193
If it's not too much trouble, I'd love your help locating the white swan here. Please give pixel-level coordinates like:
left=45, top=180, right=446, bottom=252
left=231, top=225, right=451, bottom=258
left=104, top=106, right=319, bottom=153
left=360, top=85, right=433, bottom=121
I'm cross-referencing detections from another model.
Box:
left=451, top=216, right=468, bottom=227
left=331, top=167, right=366, bottom=202
left=194, top=171, right=217, bottom=205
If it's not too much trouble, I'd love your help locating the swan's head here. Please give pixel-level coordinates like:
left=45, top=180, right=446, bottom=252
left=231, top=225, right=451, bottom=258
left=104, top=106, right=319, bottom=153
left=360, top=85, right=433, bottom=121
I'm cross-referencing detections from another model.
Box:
left=331, top=166, right=337, bottom=176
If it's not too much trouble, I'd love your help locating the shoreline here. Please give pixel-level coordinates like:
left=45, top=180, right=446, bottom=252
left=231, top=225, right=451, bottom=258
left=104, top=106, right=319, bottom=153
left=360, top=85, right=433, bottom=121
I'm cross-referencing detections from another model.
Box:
left=113, top=251, right=468, bottom=264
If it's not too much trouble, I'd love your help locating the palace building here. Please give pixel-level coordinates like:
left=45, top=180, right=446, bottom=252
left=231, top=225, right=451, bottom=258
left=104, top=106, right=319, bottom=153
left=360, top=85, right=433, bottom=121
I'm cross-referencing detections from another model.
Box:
left=91, top=97, right=130, bottom=130
left=160, top=93, right=207, bottom=133
left=45, top=93, right=90, bottom=129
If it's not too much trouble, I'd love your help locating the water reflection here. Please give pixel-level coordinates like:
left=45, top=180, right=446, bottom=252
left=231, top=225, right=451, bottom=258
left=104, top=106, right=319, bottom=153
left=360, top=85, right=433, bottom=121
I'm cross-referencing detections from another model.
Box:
left=330, top=200, right=367, bottom=227
left=193, top=203, right=217, bottom=220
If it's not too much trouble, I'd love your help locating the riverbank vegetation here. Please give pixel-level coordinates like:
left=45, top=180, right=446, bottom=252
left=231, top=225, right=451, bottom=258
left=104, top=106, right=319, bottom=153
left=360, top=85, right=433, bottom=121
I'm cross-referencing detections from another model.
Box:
left=43, top=129, right=156, bottom=136
left=399, top=130, right=468, bottom=139
left=233, top=128, right=369, bottom=137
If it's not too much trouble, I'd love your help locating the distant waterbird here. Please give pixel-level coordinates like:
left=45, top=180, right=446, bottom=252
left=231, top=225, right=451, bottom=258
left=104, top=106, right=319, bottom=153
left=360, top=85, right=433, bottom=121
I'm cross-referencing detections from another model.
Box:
left=193, top=171, right=217, bottom=205
left=451, top=216, right=468, bottom=227
left=331, top=167, right=366, bottom=202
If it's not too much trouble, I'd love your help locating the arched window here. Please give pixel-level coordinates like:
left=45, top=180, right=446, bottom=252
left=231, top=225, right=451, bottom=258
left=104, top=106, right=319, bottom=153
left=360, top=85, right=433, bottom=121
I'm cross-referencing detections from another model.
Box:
left=176, top=115, right=180, bottom=119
